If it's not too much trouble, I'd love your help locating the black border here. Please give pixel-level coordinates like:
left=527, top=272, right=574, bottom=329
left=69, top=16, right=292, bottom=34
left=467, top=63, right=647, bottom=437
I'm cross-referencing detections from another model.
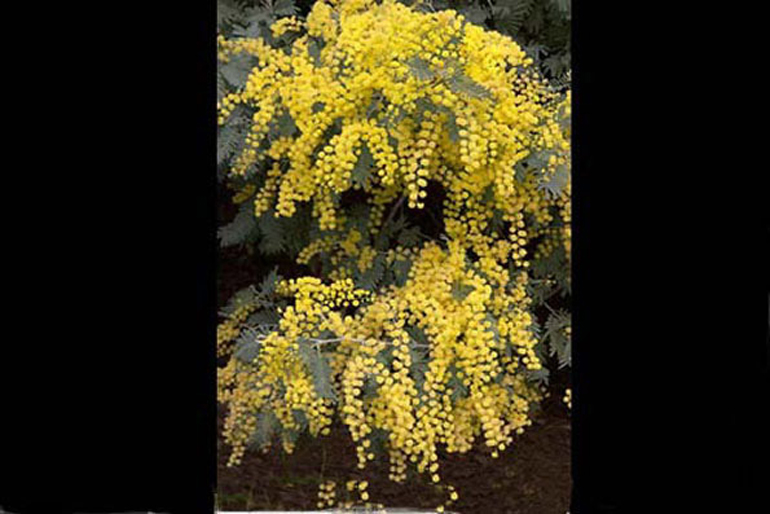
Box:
left=1, top=2, right=216, bottom=513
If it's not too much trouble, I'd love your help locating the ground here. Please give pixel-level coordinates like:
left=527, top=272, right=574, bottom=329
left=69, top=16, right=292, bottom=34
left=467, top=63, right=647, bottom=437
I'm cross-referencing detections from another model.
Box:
left=217, top=395, right=570, bottom=513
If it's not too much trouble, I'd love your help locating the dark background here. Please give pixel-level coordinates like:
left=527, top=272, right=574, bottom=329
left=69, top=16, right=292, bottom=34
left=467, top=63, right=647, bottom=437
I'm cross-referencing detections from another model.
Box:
left=1, top=2, right=767, bottom=514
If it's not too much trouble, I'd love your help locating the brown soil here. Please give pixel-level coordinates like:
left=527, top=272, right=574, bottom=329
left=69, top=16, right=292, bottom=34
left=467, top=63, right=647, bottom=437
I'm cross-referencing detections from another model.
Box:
left=216, top=396, right=570, bottom=514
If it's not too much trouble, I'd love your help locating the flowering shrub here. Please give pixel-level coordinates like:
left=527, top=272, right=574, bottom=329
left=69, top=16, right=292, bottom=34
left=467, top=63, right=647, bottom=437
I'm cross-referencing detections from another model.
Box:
left=216, top=0, right=571, bottom=507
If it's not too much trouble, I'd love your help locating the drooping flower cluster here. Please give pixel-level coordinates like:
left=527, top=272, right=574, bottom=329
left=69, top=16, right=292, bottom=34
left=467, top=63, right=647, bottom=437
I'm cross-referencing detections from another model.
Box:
left=216, top=0, right=571, bottom=505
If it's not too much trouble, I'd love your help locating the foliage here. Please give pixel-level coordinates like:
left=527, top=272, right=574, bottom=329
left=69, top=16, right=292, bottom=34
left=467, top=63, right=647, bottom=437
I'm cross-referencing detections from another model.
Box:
left=215, top=0, right=571, bottom=507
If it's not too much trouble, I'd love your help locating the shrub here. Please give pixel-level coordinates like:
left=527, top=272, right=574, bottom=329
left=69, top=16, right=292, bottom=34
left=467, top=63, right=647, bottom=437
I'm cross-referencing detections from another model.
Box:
left=216, top=0, right=571, bottom=505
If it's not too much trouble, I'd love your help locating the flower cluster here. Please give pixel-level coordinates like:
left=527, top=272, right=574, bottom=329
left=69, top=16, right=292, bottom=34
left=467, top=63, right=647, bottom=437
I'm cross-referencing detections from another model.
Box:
left=217, top=0, right=571, bottom=506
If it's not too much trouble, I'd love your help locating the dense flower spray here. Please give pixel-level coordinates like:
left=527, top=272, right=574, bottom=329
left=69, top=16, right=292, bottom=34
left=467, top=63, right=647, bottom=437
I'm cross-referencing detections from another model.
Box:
left=217, top=0, right=571, bottom=508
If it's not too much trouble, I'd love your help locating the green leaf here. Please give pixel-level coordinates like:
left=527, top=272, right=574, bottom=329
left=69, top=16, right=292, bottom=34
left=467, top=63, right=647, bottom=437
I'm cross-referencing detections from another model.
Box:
left=217, top=72, right=228, bottom=103
left=217, top=0, right=241, bottom=30
left=307, top=37, right=324, bottom=66
left=270, top=110, right=298, bottom=140
left=410, top=357, right=428, bottom=395
left=272, top=0, right=298, bottom=16
left=220, top=53, right=255, bottom=88
left=356, top=254, right=386, bottom=291
left=538, top=164, right=569, bottom=198
left=362, top=374, right=380, bottom=400
left=543, top=309, right=571, bottom=368
left=445, top=110, right=460, bottom=143
left=234, top=333, right=262, bottom=363
left=298, top=343, right=337, bottom=401
left=218, top=202, right=258, bottom=247
left=405, top=325, right=429, bottom=346
left=251, top=411, right=279, bottom=449
left=397, top=225, right=422, bottom=246
left=218, top=122, right=246, bottom=165
left=257, top=209, right=286, bottom=255
left=490, top=209, right=506, bottom=233
left=375, top=345, right=395, bottom=368
left=451, top=280, right=475, bottom=300
left=524, top=367, right=550, bottom=386
left=351, top=144, right=374, bottom=188
left=292, top=409, right=308, bottom=431
left=482, top=184, right=495, bottom=204
left=447, top=367, right=469, bottom=401
left=223, top=286, right=259, bottom=315
left=408, top=57, right=435, bottom=81
left=460, top=5, right=491, bottom=25
left=447, top=72, right=492, bottom=100
left=345, top=203, right=371, bottom=234
left=246, top=309, right=280, bottom=326
left=391, top=258, right=412, bottom=287
left=495, top=0, right=536, bottom=35
left=553, top=0, right=571, bottom=15
left=311, top=101, right=325, bottom=114
left=484, top=313, right=500, bottom=343
left=260, top=267, right=281, bottom=295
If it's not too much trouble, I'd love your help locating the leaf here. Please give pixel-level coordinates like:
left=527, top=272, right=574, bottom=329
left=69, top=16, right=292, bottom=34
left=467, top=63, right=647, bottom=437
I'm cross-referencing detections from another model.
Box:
left=495, top=0, right=536, bottom=35
left=410, top=358, right=428, bottom=395
left=257, top=210, right=286, bottom=255
left=307, top=37, right=323, bottom=66
left=251, top=411, right=279, bottom=449
left=538, top=164, right=569, bottom=198
left=362, top=374, right=380, bottom=400
left=391, top=258, right=412, bottom=287
left=397, top=225, right=421, bottom=246
left=524, top=367, right=550, bottom=386
left=460, top=5, right=491, bottom=25
left=559, top=337, right=571, bottom=369
left=484, top=313, right=500, bottom=343
left=217, top=128, right=238, bottom=166
left=553, top=0, right=571, bottom=15
left=217, top=0, right=241, bottom=30
left=312, top=101, right=325, bottom=114
left=246, top=309, right=280, bottom=327
left=217, top=72, right=228, bottom=103
left=222, top=286, right=259, bottom=315
left=447, top=368, right=469, bottom=401
left=356, top=254, right=386, bottom=291
left=408, top=57, right=435, bottom=81
left=279, top=203, right=315, bottom=256
left=375, top=346, right=395, bottom=368
left=272, top=0, right=298, bottom=16
left=368, top=427, right=389, bottom=455
left=260, top=267, right=280, bottom=295
left=218, top=202, right=258, bottom=247
left=293, top=409, right=308, bottom=431
left=524, top=4, right=545, bottom=33
left=345, top=203, right=371, bottom=234
left=351, top=145, right=374, bottom=188
left=451, top=280, right=475, bottom=301
left=482, top=184, right=495, bottom=204
left=270, top=110, right=298, bottom=140
left=405, top=325, right=429, bottom=347
left=445, top=110, right=460, bottom=143
left=298, top=343, right=337, bottom=400
left=542, top=309, right=571, bottom=368
left=234, top=333, right=262, bottom=363
left=490, top=209, right=506, bottom=233
left=220, top=53, right=255, bottom=88
left=447, top=73, right=492, bottom=100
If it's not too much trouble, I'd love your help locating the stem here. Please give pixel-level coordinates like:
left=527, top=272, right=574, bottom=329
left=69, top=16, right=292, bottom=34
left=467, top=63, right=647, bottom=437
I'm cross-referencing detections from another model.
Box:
left=381, top=195, right=406, bottom=231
